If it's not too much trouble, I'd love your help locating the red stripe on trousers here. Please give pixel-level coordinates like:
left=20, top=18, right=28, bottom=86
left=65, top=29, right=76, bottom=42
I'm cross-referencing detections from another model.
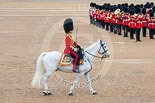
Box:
left=70, top=51, right=78, bottom=71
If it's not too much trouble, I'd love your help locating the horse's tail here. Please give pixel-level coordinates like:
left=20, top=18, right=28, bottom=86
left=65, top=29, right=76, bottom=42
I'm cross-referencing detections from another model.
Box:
left=31, top=53, right=46, bottom=88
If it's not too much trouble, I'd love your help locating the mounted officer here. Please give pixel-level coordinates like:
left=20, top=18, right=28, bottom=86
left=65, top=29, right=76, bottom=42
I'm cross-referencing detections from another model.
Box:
left=63, top=18, right=82, bottom=73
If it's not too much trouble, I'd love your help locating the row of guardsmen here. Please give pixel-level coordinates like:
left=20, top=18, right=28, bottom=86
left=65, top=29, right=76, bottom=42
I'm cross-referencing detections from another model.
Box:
left=89, top=2, right=155, bottom=42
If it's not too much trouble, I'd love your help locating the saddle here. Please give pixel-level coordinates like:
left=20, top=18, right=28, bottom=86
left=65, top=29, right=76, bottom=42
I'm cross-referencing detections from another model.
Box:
left=59, top=54, right=83, bottom=66
left=59, top=46, right=84, bottom=66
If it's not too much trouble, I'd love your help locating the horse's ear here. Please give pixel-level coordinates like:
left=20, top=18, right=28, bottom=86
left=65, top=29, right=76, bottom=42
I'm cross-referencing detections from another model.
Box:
left=97, top=39, right=100, bottom=42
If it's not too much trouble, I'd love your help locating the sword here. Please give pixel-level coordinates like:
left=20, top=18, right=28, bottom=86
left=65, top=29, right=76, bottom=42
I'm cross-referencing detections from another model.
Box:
left=75, top=25, right=78, bottom=49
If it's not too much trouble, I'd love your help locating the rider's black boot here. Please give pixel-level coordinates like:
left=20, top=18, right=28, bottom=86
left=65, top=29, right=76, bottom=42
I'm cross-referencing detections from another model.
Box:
left=74, top=66, right=79, bottom=73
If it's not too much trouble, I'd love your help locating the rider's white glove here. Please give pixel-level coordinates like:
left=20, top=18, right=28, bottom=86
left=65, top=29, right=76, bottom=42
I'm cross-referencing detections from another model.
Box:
left=74, top=48, right=77, bottom=52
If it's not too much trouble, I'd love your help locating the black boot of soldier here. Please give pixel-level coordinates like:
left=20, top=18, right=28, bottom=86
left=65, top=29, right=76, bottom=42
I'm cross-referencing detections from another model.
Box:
left=113, top=24, right=117, bottom=34
left=149, top=29, right=154, bottom=39
left=106, top=23, right=109, bottom=30
left=136, top=29, right=141, bottom=42
left=124, top=26, right=128, bottom=37
left=102, top=20, right=105, bottom=29
left=74, top=65, right=79, bottom=73
left=142, top=27, right=146, bottom=37
left=110, top=23, right=113, bottom=32
left=130, top=28, right=134, bottom=39
left=118, top=24, right=122, bottom=35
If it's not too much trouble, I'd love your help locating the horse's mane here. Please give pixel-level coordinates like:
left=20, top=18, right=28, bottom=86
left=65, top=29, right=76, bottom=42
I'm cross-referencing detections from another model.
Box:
left=85, top=41, right=99, bottom=52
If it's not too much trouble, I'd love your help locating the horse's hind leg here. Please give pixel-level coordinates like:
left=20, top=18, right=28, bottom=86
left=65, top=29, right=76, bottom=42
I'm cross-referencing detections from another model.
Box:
left=42, top=70, right=54, bottom=96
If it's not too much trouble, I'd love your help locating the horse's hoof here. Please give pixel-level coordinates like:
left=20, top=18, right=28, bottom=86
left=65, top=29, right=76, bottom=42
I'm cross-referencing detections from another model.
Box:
left=68, top=93, right=73, bottom=96
left=48, top=92, right=52, bottom=95
left=43, top=92, right=48, bottom=96
left=93, top=92, right=98, bottom=95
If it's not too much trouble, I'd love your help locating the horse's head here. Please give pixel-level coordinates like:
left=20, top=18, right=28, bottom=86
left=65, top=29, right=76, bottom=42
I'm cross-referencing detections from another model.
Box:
left=98, top=40, right=110, bottom=58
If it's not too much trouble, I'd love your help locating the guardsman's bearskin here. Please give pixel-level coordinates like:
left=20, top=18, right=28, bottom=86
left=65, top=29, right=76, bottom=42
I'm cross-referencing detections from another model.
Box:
left=63, top=18, right=74, bottom=34
left=149, top=10, right=154, bottom=17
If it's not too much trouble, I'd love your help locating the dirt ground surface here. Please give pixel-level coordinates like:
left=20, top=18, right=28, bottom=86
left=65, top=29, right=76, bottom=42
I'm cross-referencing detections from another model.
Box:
left=0, top=1, right=155, bottom=103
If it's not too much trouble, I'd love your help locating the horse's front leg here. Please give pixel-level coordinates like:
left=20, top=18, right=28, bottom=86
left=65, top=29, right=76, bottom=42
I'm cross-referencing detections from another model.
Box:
left=68, top=72, right=84, bottom=96
left=85, top=72, right=97, bottom=95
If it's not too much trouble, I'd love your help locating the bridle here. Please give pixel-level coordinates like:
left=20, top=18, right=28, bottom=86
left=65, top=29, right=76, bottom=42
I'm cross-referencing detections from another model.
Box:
left=84, top=40, right=108, bottom=61
left=83, top=40, right=109, bottom=73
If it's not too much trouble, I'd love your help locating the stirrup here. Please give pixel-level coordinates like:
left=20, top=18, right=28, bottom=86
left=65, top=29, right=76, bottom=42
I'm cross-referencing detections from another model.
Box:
left=74, top=66, right=79, bottom=73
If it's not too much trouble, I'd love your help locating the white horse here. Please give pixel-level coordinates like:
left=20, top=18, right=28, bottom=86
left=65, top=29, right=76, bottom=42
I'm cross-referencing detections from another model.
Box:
left=31, top=39, right=110, bottom=96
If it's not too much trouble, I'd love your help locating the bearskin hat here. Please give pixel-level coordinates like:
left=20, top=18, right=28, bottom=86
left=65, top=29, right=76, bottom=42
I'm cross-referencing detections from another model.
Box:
left=146, top=2, right=149, bottom=6
left=93, top=3, right=96, bottom=8
left=144, top=4, right=147, bottom=9
left=149, top=10, right=154, bottom=17
left=148, top=4, right=152, bottom=8
left=90, top=3, right=93, bottom=7
left=125, top=3, right=128, bottom=7
left=118, top=4, right=121, bottom=8
left=106, top=6, right=110, bottom=11
left=63, top=18, right=74, bottom=34
left=140, top=4, right=143, bottom=8
left=114, top=5, right=118, bottom=11
left=102, top=5, right=105, bottom=9
left=99, top=5, right=102, bottom=10
left=130, top=4, right=134, bottom=7
left=124, top=7, right=128, bottom=13
left=130, top=8, right=135, bottom=15
left=153, top=6, right=155, bottom=12
left=136, top=7, right=141, bottom=14
left=151, top=2, right=154, bottom=7
left=142, top=8, right=146, bottom=15
left=107, top=3, right=110, bottom=6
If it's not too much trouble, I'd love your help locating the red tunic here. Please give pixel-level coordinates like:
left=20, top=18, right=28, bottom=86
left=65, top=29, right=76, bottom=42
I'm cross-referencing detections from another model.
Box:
left=92, top=8, right=96, bottom=18
left=141, top=16, right=148, bottom=27
left=100, top=10, right=105, bottom=20
left=96, top=9, right=99, bottom=19
left=135, top=16, right=142, bottom=29
left=64, top=33, right=77, bottom=54
left=122, top=14, right=129, bottom=26
left=98, top=10, right=101, bottom=20
left=116, top=16, right=122, bottom=25
left=128, top=16, right=135, bottom=28
left=110, top=12, right=115, bottom=23
left=104, top=12, right=110, bottom=23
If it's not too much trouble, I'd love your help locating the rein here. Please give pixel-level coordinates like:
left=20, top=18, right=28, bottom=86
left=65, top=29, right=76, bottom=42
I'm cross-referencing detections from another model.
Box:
left=85, top=51, right=105, bottom=59
left=82, top=41, right=109, bottom=73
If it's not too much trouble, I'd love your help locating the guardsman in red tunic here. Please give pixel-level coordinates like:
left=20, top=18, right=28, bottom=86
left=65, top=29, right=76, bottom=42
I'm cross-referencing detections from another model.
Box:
left=100, top=5, right=105, bottom=29
left=153, top=6, right=155, bottom=35
left=105, top=7, right=110, bottom=31
left=95, top=5, right=99, bottom=27
left=135, top=8, right=142, bottom=42
left=98, top=5, right=102, bottom=28
left=146, top=3, right=152, bottom=14
left=129, top=8, right=135, bottom=39
left=115, top=9, right=122, bottom=35
left=141, top=8, right=148, bottom=37
left=148, top=10, right=155, bottom=39
left=109, top=6, right=114, bottom=32
left=63, top=18, right=79, bottom=73
left=92, top=3, right=96, bottom=26
left=122, top=7, right=129, bottom=37
left=89, top=3, right=93, bottom=25
left=113, top=6, right=117, bottom=34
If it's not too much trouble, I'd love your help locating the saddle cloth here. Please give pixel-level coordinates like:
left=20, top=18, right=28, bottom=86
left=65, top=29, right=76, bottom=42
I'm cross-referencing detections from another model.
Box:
left=59, top=54, right=83, bottom=66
